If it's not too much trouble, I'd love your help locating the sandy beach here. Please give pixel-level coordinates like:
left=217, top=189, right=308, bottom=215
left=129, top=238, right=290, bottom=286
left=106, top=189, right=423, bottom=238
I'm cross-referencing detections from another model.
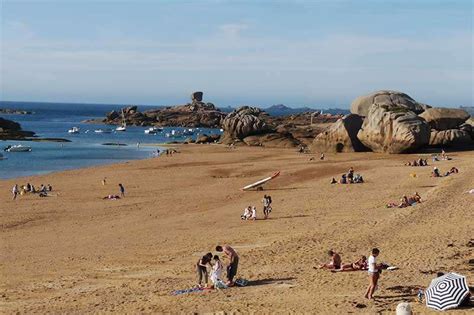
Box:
left=0, top=145, right=473, bottom=314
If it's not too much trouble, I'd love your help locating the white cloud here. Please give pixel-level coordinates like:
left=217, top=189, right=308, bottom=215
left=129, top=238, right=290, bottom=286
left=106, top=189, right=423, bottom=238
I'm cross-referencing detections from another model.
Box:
left=0, top=20, right=472, bottom=106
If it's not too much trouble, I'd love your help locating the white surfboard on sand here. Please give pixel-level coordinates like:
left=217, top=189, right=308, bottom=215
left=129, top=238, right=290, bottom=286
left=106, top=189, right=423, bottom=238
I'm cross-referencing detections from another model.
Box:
left=241, top=171, right=280, bottom=191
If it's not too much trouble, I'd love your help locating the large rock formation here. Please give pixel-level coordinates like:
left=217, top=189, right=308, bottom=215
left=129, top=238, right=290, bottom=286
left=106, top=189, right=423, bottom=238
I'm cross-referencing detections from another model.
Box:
left=311, top=114, right=368, bottom=152
left=351, top=90, right=426, bottom=117
left=242, top=133, right=300, bottom=148
left=87, top=92, right=226, bottom=128
left=357, top=104, right=430, bottom=153
left=0, top=117, right=35, bottom=140
left=221, top=106, right=271, bottom=141
left=429, top=129, right=472, bottom=146
left=419, top=108, right=470, bottom=130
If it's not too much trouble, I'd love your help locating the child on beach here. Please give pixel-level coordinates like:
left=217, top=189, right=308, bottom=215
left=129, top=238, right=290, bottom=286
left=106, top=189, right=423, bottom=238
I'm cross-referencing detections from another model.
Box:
left=241, top=206, right=252, bottom=220
left=251, top=206, right=257, bottom=220
left=365, top=248, right=382, bottom=300
left=210, top=255, right=223, bottom=287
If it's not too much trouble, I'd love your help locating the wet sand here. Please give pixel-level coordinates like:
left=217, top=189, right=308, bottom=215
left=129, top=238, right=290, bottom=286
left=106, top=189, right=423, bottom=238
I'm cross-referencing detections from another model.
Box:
left=1, top=145, right=473, bottom=313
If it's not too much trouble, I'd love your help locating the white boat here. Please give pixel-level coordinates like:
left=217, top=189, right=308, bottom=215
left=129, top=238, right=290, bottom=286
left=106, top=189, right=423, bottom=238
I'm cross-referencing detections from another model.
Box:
left=4, top=145, right=32, bottom=152
left=182, top=128, right=194, bottom=136
left=94, top=128, right=112, bottom=133
left=116, top=109, right=127, bottom=131
left=68, top=126, right=80, bottom=134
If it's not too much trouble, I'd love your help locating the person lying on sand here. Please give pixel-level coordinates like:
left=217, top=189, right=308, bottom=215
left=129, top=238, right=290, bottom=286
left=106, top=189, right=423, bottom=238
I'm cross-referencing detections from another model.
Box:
left=407, top=192, right=422, bottom=205
left=333, top=255, right=368, bottom=272
left=319, top=250, right=342, bottom=270
left=444, top=167, right=459, bottom=176
left=386, top=195, right=410, bottom=208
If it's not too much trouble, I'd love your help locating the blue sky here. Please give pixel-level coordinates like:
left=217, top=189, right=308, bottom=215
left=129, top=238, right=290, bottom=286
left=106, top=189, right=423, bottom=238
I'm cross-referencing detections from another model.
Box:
left=1, top=0, right=472, bottom=108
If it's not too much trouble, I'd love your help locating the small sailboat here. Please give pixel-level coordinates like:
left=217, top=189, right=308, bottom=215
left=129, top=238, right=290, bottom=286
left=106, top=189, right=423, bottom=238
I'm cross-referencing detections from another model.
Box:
left=4, top=145, right=32, bottom=152
left=68, top=126, right=80, bottom=134
left=116, top=110, right=127, bottom=131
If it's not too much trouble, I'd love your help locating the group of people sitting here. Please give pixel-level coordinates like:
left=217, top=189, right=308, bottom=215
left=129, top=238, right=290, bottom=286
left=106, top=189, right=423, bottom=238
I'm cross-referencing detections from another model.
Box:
left=241, top=195, right=273, bottom=220
left=318, top=250, right=369, bottom=272
left=386, top=192, right=422, bottom=208
left=405, top=158, right=428, bottom=167
left=331, top=167, right=364, bottom=184
left=12, top=183, right=53, bottom=199
left=431, top=166, right=459, bottom=177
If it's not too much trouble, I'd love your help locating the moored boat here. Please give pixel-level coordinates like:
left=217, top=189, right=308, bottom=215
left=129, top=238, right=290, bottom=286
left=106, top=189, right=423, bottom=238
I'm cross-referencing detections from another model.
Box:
left=68, top=126, right=80, bottom=134
left=4, top=145, right=32, bottom=152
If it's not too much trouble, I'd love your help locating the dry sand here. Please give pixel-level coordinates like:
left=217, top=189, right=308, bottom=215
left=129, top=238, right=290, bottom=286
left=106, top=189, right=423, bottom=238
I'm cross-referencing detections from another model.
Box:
left=1, top=145, right=473, bottom=314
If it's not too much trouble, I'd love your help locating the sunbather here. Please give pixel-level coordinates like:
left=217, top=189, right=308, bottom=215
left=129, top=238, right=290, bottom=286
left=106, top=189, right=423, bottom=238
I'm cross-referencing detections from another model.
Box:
left=432, top=167, right=441, bottom=177
left=319, top=250, right=342, bottom=270
left=334, top=255, right=368, bottom=272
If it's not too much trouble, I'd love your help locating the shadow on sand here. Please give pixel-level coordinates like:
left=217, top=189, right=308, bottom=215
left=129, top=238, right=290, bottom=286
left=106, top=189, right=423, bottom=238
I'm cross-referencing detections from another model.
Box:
left=247, top=277, right=296, bottom=287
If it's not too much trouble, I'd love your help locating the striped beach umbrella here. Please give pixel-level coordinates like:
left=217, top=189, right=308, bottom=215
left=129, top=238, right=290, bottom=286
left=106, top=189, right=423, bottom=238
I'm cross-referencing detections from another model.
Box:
left=425, top=273, right=469, bottom=311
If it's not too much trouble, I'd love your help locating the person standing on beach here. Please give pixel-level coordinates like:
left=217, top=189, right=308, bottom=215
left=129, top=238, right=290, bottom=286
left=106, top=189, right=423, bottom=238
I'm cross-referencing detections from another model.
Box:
left=262, top=195, right=272, bottom=219
left=365, top=248, right=381, bottom=300
left=216, top=245, right=239, bottom=286
left=12, top=184, right=19, bottom=200
left=196, top=252, right=213, bottom=288
left=102, top=177, right=107, bottom=186
left=119, top=183, right=125, bottom=197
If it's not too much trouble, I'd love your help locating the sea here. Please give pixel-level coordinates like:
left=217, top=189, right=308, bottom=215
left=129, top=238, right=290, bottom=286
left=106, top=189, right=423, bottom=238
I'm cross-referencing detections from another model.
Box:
left=0, top=101, right=221, bottom=180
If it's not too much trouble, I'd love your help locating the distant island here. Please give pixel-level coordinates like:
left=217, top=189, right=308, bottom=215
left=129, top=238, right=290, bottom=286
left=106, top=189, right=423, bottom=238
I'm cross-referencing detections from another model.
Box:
left=0, top=108, right=33, bottom=115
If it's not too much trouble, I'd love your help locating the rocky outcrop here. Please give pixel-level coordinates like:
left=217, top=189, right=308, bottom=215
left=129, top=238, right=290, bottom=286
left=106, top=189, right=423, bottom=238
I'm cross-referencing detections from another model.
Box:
left=0, top=109, right=33, bottom=115
left=429, top=129, right=472, bottom=146
left=221, top=106, right=271, bottom=140
left=312, top=114, right=368, bottom=153
left=242, top=133, right=300, bottom=148
left=88, top=92, right=226, bottom=128
left=357, top=104, right=430, bottom=153
left=0, top=117, right=35, bottom=140
left=351, top=90, right=426, bottom=117
left=419, top=108, right=470, bottom=130
left=195, top=134, right=220, bottom=144
left=220, top=107, right=341, bottom=148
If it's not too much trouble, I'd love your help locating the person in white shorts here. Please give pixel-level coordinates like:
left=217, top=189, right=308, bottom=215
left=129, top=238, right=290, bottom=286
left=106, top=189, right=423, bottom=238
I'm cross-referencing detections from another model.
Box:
left=365, top=248, right=381, bottom=299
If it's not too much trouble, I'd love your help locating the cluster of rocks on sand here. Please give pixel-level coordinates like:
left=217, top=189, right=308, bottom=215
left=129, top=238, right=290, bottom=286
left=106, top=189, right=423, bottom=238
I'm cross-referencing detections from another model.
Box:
left=311, top=90, right=473, bottom=154
left=219, top=106, right=340, bottom=148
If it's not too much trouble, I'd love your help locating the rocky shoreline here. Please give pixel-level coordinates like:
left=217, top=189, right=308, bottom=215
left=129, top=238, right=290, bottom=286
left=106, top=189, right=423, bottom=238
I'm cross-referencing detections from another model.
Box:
left=82, top=90, right=474, bottom=153
left=83, top=92, right=225, bottom=128
left=0, top=108, right=33, bottom=115
left=0, top=117, right=36, bottom=140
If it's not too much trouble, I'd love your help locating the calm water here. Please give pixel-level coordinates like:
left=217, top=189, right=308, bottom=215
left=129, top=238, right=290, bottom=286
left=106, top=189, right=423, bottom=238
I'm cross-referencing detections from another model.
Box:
left=0, top=101, right=221, bottom=179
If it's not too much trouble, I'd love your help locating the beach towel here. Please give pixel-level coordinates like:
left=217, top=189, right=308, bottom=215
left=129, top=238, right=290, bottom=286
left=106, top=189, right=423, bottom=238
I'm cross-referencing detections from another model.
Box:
left=171, top=287, right=203, bottom=296
left=214, top=279, right=228, bottom=290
